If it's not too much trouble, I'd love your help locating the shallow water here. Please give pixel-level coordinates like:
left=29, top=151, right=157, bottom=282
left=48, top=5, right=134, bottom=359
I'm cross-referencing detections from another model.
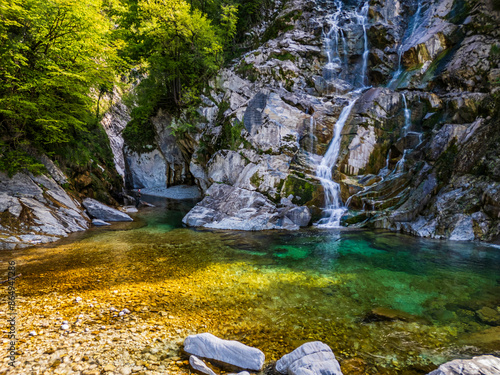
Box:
left=1, top=197, right=499, bottom=374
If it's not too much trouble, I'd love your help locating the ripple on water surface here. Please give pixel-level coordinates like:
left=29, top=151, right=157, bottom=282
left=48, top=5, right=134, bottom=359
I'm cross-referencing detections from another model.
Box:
left=1, top=198, right=499, bottom=374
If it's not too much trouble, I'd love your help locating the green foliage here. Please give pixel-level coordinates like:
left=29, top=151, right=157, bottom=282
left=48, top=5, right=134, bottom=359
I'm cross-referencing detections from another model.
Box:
left=283, top=175, right=316, bottom=205
left=118, top=0, right=232, bottom=152
left=436, top=141, right=458, bottom=184
left=0, top=0, right=122, bottom=174
left=269, top=52, right=296, bottom=61
left=0, top=143, right=45, bottom=177
left=490, top=44, right=500, bottom=58
left=168, top=118, right=195, bottom=139
left=233, top=0, right=275, bottom=40
left=220, top=4, right=238, bottom=47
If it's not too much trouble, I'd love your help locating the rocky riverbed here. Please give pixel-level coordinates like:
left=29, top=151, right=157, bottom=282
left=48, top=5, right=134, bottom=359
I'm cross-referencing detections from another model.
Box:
left=1, top=207, right=500, bottom=375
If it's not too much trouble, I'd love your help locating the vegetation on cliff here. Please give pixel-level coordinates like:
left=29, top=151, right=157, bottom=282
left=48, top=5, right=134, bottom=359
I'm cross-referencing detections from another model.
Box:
left=0, top=0, right=270, bottom=173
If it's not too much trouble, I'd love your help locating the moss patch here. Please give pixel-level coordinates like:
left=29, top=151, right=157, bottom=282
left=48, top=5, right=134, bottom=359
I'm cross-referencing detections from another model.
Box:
left=283, top=174, right=318, bottom=206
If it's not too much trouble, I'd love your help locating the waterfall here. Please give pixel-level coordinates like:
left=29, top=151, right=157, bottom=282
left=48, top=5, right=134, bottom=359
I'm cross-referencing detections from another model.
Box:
left=323, top=0, right=344, bottom=81
left=316, top=99, right=358, bottom=228
left=357, top=2, right=370, bottom=88
left=323, top=0, right=370, bottom=87
left=402, top=93, right=411, bottom=134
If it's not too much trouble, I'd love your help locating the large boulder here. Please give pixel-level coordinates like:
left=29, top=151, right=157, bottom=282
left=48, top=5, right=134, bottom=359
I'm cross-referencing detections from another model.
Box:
left=427, top=355, right=500, bottom=375
left=183, top=333, right=265, bottom=371
left=182, top=184, right=310, bottom=230
left=82, top=198, right=132, bottom=222
left=276, top=341, right=343, bottom=375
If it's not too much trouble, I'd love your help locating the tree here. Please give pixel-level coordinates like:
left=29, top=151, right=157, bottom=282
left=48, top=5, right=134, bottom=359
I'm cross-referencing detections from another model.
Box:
left=138, top=0, right=222, bottom=107
left=0, top=0, right=121, bottom=172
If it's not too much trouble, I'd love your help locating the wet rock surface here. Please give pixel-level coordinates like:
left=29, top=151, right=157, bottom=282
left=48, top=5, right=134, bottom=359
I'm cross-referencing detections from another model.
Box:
left=101, top=97, right=131, bottom=179
left=82, top=198, right=133, bottom=222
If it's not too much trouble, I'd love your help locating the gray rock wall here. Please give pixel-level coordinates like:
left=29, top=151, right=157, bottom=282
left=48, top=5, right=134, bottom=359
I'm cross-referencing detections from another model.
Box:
left=175, top=0, right=500, bottom=241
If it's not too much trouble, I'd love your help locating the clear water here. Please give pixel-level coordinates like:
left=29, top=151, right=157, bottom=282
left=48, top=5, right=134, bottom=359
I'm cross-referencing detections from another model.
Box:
left=2, top=198, right=499, bottom=374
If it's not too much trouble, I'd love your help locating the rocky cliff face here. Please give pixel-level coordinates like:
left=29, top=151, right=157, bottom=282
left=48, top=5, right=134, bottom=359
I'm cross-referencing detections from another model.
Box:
left=170, top=0, right=500, bottom=240
left=123, top=109, right=193, bottom=190
left=0, top=166, right=90, bottom=250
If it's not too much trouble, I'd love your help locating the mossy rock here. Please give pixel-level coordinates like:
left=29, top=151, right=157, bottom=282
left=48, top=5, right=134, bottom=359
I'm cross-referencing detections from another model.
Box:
left=282, top=174, right=321, bottom=207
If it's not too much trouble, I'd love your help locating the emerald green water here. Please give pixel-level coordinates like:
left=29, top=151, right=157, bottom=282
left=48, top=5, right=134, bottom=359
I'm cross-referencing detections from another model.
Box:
left=3, top=197, right=500, bottom=374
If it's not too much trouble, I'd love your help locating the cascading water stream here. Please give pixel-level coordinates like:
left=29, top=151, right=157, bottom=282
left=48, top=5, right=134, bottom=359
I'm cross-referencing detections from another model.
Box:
left=387, top=2, right=423, bottom=88
left=323, top=0, right=345, bottom=82
left=357, top=2, right=370, bottom=88
left=394, top=149, right=409, bottom=174
left=316, top=99, right=358, bottom=227
left=316, top=0, right=372, bottom=227
left=402, top=93, right=411, bottom=134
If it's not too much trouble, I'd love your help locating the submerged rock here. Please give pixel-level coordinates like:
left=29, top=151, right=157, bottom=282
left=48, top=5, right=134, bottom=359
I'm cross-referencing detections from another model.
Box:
left=82, top=198, right=133, bottom=222
left=362, top=307, right=420, bottom=323
left=476, top=306, right=500, bottom=325
left=427, top=355, right=500, bottom=375
left=276, top=341, right=343, bottom=375
left=92, top=219, right=111, bottom=226
left=183, top=333, right=265, bottom=371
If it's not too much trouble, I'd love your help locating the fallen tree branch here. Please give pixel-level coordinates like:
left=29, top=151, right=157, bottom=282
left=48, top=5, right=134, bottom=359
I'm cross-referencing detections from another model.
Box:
left=0, top=274, right=22, bottom=284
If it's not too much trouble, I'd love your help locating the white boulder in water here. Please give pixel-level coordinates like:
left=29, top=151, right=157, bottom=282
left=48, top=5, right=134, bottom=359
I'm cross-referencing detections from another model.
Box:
left=276, top=341, right=343, bottom=375
left=184, top=333, right=265, bottom=371
left=427, top=355, right=500, bottom=375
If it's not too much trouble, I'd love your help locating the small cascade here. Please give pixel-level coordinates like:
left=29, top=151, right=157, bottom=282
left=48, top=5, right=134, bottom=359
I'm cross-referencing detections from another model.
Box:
left=357, top=2, right=370, bottom=88
left=379, top=149, right=392, bottom=178
left=408, top=2, right=423, bottom=41
left=323, top=0, right=345, bottom=81
left=323, top=0, right=370, bottom=88
left=387, top=48, right=404, bottom=88
left=394, top=149, right=409, bottom=174
left=402, top=93, right=411, bottom=134
left=387, top=2, right=423, bottom=88
left=316, top=98, right=358, bottom=228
